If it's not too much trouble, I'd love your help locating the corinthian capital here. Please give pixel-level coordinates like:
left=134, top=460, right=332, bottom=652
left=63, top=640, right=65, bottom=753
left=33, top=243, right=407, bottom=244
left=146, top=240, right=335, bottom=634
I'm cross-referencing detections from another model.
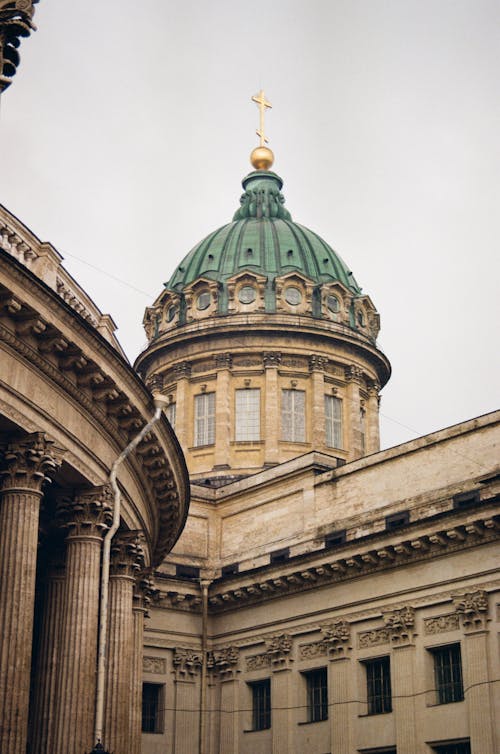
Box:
left=0, top=432, right=62, bottom=492
left=0, top=1, right=39, bottom=93
left=57, top=484, right=113, bottom=539
left=453, top=590, right=489, bottom=632
left=110, top=531, right=145, bottom=578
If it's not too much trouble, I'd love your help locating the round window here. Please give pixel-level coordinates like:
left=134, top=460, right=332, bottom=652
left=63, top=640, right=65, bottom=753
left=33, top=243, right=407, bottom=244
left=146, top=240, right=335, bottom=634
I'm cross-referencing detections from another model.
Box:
left=238, top=285, right=256, bottom=304
left=167, top=305, right=176, bottom=322
left=284, top=286, right=302, bottom=306
left=327, top=295, right=340, bottom=313
left=196, top=291, right=211, bottom=310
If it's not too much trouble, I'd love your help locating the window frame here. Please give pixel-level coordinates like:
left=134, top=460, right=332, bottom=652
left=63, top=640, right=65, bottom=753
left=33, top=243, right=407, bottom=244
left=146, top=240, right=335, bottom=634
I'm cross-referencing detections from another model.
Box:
left=235, top=387, right=261, bottom=442
left=194, top=391, right=216, bottom=447
left=364, top=656, right=392, bottom=715
left=281, top=388, right=306, bottom=443
left=141, top=682, right=164, bottom=734
left=248, top=678, right=271, bottom=731
left=430, top=643, right=464, bottom=705
left=165, top=401, right=176, bottom=429
left=324, top=394, right=343, bottom=449
left=431, top=741, right=471, bottom=754
left=304, top=667, right=328, bottom=723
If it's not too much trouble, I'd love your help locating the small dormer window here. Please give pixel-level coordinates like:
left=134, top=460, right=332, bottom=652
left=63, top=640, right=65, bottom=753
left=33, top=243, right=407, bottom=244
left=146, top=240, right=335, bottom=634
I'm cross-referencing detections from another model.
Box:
left=167, top=305, right=176, bottom=322
left=357, top=311, right=365, bottom=327
left=238, top=286, right=256, bottom=304
left=327, top=295, right=340, bottom=313
left=284, top=286, right=302, bottom=305
left=196, top=291, right=211, bottom=310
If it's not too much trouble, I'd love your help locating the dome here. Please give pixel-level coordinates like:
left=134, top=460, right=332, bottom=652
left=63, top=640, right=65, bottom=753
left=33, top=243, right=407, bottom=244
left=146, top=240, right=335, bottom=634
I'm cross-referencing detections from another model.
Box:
left=167, top=170, right=361, bottom=296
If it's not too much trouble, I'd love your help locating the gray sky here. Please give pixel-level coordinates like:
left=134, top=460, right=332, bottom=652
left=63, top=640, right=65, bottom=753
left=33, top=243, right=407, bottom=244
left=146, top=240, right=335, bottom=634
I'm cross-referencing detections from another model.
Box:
left=1, top=0, right=499, bottom=450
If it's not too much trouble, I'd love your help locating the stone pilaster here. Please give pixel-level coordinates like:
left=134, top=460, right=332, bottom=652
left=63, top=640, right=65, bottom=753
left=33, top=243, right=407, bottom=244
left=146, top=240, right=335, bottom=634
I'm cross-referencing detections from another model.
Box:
left=263, top=352, right=281, bottom=465
left=309, top=355, right=327, bottom=448
left=214, top=354, right=232, bottom=468
left=130, top=571, right=154, bottom=754
left=173, top=361, right=192, bottom=449
left=366, top=380, right=381, bottom=453
left=0, top=432, right=61, bottom=754
left=173, top=648, right=202, bottom=754
left=52, top=485, right=113, bottom=754
left=344, top=365, right=363, bottom=459
left=267, top=635, right=293, bottom=754
left=208, top=646, right=240, bottom=753
left=103, top=532, right=144, bottom=754
left=29, top=554, right=66, bottom=754
left=453, top=591, right=495, bottom=754
left=321, top=621, right=352, bottom=754
left=384, top=607, right=419, bottom=754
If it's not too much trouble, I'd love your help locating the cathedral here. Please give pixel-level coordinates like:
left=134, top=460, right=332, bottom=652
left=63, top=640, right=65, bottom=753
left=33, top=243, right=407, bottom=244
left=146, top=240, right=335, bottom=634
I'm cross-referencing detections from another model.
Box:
left=0, top=6, right=498, bottom=754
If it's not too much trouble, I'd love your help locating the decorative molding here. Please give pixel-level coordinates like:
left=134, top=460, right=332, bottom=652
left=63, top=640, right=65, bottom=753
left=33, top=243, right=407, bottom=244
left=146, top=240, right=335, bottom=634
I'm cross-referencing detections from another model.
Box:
left=246, top=633, right=293, bottom=671
left=308, top=355, right=328, bottom=373
left=214, top=353, right=232, bottom=370
left=423, top=614, right=460, bottom=635
left=299, top=620, right=351, bottom=660
left=207, top=645, right=239, bottom=678
left=110, top=531, right=145, bottom=579
left=383, top=606, right=416, bottom=645
left=143, top=656, right=167, bottom=674
left=262, top=352, right=282, bottom=368
left=299, top=641, right=328, bottom=660
left=453, top=590, right=489, bottom=632
left=172, top=648, right=203, bottom=679
left=358, top=627, right=391, bottom=649
left=57, top=485, right=113, bottom=540
left=344, top=364, right=363, bottom=383
left=174, top=361, right=192, bottom=379
left=0, top=431, right=62, bottom=492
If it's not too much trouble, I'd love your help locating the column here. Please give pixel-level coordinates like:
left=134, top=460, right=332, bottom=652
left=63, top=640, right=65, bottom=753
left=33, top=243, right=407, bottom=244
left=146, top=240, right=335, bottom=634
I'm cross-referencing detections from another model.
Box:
left=384, top=607, right=419, bottom=754
left=214, top=353, right=232, bottom=469
left=267, top=634, right=294, bottom=754
left=130, top=571, right=153, bottom=754
left=0, top=432, right=60, bottom=754
left=324, top=621, right=353, bottom=754
left=309, top=355, right=327, bottom=449
left=208, top=646, right=240, bottom=754
left=454, top=591, right=495, bottom=754
left=29, top=553, right=66, bottom=754
left=366, top=380, right=381, bottom=453
left=103, top=532, right=143, bottom=754
left=52, top=485, right=112, bottom=754
left=173, top=648, right=202, bottom=754
left=174, top=361, right=192, bottom=450
left=344, top=365, right=363, bottom=460
left=263, top=352, right=281, bottom=465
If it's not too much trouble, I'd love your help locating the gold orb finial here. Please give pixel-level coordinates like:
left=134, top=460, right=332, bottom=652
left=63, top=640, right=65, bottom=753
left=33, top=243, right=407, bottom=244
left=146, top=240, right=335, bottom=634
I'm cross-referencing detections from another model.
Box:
left=250, top=146, right=274, bottom=170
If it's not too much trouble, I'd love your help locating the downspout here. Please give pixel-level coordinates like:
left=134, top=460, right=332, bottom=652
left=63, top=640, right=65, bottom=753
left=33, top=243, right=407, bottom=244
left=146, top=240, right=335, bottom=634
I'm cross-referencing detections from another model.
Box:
left=199, top=578, right=211, bottom=754
left=93, top=394, right=168, bottom=749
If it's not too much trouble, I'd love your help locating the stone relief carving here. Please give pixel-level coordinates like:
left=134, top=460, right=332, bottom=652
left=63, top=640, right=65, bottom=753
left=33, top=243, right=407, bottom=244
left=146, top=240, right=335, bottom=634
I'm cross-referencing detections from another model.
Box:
left=300, top=620, right=351, bottom=660
left=358, top=628, right=391, bottom=649
left=299, top=641, right=328, bottom=660
left=383, top=606, right=416, bottom=645
left=143, top=656, right=167, bottom=674
left=246, top=633, right=293, bottom=671
left=262, top=352, right=282, bottom=368
left=423, top=614, right=460, bottom=635
left=453, top=590, right=489, bottom=632
left=207, top=645, right=239, bottom=678
left=172, top=648, right=203, bottom=679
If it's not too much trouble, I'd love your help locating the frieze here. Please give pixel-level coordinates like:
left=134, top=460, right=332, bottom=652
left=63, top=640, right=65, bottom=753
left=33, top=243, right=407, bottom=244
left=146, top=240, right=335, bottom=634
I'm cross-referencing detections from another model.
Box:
left=246, top=652, right=271, bottom=671
left=246, top=633, right=293, bottom=671
left=423, top=614, right=460, bottom=635
left=173, top=648, right=203, bottom=678
left=143, top=656, right=167, bottom=674
left=207, top=645, right=239, bottom=677
left=358, top=628, right=391, bottom=649
left=299, top=641, right=328, bottom=660
left=383, top=606, right=416, bottom=645
left=453, top=590, right=489, bottom=632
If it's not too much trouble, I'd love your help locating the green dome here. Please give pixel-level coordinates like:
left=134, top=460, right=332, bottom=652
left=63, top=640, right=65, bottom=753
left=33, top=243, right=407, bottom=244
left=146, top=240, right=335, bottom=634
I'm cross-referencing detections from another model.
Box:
left=166, top=171, right=361, bottom=295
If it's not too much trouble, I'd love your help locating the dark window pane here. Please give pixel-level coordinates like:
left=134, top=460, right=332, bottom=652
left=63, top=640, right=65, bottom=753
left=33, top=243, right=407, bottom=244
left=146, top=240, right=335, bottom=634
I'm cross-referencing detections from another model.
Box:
left=433, top=645, right=464, bottom=704
left=142, top=683, right=163, bottom=733
left=433, top=743, right=471, bottom=754
left=306, top=668, right=328, bottom=722
left=250, top=679, right=271, bottom=730
left=366, top=656, right=392, bottom=714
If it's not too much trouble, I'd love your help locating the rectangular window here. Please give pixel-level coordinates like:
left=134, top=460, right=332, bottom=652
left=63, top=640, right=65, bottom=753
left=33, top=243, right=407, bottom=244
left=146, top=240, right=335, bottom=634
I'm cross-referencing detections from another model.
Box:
left=281, top=389, right=305, bottom=442
left=365, top=656, right=392, bottom=714
left=432, top=743, right=471, bottom=754
left=165, top=402, right=176, bottom=429
left=432, top=644, right=464, bottom=704
left=249, top=679, right=271, bottom=730
left=360, top=407, right=366, bottom=453
left=305, top=668, right=328, bottom=722
left=235, top=388, right=260, bottom=441
left=194, top=392, right=215, bottom=446
left=142, top=683, right=164, bottom=733
left=324, top=395, right=343, bottom=448
left=385, top=510, right=410, bottom=530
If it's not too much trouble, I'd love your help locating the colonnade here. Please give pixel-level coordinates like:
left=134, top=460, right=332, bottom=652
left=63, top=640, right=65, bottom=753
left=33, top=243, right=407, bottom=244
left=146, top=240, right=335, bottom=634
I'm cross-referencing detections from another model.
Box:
left=0, top=432, right=150, bottom=754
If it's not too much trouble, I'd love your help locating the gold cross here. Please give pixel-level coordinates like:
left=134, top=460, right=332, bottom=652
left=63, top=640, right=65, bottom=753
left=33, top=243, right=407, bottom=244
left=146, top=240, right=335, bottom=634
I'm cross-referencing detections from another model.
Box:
left=252, top=90, right=272, bottom=146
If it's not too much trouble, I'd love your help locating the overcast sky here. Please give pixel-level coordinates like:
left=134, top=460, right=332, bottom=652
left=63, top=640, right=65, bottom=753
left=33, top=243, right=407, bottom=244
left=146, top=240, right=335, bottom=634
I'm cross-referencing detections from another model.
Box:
left=0, top=0, right=498, bottom=451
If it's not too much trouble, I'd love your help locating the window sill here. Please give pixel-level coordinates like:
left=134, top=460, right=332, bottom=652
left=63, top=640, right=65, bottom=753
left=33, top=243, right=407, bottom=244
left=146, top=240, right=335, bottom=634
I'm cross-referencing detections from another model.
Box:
left=243, top=728, right=271, bottom=733
left=298, top=719, right=328, bottom=725
left=426, top=699, right=464, bottom=707
left=358, top=711, right=393, bottom=717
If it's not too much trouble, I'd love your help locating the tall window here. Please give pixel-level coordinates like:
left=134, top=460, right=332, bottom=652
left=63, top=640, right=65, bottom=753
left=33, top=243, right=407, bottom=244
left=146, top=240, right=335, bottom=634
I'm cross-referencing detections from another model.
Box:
left=249, top=679, right=271, bottom=730
left=281, top=389, right=305, bottom=442
left=431, top=644, right=464, bottom=704
left=324, top=395, right=343, bottom=448
left=365, top=656, right=392, bottom=714
left=305, top=668, right=328, bottom=722
left=142, top=683, right=164, bottom=733
left=165, top=402, right=176, bottom=429
left=235, top=388, right=260, bottom=441
left=194, top=392, right=215, bottom=446
left=360, top=407, right=366, bottom=453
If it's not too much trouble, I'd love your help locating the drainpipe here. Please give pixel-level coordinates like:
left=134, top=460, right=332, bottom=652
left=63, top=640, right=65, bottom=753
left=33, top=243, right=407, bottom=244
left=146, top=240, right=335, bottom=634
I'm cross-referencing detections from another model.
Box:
left=199, top=578, right=211, bottom=754
left=92, top=394, right=169, bottom=751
